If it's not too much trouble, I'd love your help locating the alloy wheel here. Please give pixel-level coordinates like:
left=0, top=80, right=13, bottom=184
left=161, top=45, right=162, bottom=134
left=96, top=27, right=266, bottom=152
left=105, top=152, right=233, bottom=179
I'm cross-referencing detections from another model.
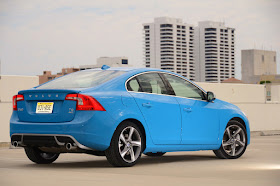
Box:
left=222, top=125, right=246, bottom=157
left=118, top=126, right=142, bottom=163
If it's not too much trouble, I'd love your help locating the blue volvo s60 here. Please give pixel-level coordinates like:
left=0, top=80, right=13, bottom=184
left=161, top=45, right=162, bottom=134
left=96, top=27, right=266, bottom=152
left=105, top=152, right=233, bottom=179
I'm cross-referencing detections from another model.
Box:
left=10, top=66, right=250, bottom=167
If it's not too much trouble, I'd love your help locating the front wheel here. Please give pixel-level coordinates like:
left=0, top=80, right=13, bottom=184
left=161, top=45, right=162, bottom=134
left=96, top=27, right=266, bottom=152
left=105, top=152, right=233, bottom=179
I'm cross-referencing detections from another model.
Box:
left=24, top=147, right=60, bottom=164
left=105, top=121, right=144, bottom=167
left=213, top=120, right=247, bottom=159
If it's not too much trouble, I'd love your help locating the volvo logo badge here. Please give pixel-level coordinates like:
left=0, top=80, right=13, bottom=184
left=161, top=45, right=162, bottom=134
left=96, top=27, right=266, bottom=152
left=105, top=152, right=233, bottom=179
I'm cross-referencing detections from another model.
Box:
left=68, top=108, right=74, bottom=114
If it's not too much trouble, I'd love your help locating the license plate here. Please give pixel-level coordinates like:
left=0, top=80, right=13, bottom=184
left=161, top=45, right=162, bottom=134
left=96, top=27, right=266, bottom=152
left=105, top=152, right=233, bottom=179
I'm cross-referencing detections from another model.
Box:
left=36, top=102, right=54, bottom=114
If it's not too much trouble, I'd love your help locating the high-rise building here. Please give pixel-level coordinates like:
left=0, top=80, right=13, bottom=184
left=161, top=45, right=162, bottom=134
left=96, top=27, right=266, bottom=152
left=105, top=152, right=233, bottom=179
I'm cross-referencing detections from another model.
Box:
left=241, top=49, right=277, bottom=84
left=195, top=21, right=235, bottom=83
left=143, top=17, right=195, bottom=80
left=79, top=57, right=130, bottom=70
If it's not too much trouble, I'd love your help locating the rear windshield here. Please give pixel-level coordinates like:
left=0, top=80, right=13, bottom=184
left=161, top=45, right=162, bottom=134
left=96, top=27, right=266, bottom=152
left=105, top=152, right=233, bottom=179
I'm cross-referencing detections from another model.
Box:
left=37, top=70, right=126, bottom=89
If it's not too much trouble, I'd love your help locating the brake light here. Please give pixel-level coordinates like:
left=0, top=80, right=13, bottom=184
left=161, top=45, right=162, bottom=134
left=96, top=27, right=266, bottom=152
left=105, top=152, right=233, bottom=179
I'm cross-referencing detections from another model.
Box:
left=65, top=94, right=106, bottom=111
left=13, top=94, right=24, bottom=110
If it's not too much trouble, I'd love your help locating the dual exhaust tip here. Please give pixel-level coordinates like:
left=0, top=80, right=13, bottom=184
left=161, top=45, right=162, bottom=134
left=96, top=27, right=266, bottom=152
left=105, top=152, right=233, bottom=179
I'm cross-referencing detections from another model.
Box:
left=12, top=141, right=76, bottom=151
left=12, top=141, right=19, bottom=147
left=65, top=143, right=76, bottom=150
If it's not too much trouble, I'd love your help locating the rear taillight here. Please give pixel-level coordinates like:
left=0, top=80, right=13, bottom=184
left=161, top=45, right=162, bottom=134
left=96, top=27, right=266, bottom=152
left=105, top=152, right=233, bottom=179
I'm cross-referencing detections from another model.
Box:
left=13, top=94, right=24, bottom=111
left=65, top=94, right=106, bottom=111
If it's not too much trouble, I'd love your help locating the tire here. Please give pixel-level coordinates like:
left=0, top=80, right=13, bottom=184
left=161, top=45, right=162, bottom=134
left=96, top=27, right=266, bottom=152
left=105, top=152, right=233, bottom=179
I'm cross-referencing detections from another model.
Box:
left=24, top=147, right=60, bottom=164
left=144, top=152, right=166, bottom=157
left=105, top=121, right=144, bottom=167
left=213, top=120, right=247, bottom=159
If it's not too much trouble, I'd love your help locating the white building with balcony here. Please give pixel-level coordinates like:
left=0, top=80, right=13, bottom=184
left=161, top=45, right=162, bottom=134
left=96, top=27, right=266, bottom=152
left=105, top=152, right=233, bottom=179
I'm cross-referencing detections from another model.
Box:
left=195, top=21, right=235, bottom=83
left=143, top=17, right=195, bottom=81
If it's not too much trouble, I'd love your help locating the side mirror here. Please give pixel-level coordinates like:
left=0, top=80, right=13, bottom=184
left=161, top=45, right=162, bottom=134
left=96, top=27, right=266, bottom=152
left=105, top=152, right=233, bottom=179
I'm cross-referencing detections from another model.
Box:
left=207, top=91, right=216, bottom=102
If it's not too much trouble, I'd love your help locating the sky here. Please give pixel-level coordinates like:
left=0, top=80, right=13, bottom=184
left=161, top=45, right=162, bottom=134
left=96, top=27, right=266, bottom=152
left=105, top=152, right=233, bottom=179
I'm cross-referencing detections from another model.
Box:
left=0, top=0, right=280, bottom=79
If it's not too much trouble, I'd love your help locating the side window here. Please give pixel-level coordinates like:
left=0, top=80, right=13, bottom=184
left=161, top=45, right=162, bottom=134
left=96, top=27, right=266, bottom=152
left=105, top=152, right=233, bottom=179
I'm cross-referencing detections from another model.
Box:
left=164, top=74, right=205, bottom=100
left=135, top=73, right=168, bottom=95
left=127, top=78, right=140, bottom=92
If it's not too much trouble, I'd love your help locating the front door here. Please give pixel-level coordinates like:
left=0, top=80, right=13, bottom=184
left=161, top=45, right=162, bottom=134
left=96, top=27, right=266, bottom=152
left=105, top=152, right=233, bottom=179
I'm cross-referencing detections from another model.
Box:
left=162, top=73, right=220, bottom=145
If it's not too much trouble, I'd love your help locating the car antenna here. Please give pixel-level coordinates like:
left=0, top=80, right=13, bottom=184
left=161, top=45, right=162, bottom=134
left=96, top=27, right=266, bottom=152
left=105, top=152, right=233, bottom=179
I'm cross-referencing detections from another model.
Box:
left=101, top=65, right=110, bottom=70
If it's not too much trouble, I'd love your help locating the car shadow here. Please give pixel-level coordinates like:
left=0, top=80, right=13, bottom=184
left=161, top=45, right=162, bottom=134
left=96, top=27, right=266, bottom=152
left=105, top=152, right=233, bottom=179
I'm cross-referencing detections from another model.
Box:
left=139, top=154, right=218, bottom=165
left=20, top=154, right=218, bottom=169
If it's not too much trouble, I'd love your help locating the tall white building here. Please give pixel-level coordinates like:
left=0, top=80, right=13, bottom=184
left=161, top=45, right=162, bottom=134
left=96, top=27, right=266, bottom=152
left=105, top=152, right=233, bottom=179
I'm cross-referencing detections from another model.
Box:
left=143, top=17, right=195, bottom=80
left=195, top=21, right=235, bottom=82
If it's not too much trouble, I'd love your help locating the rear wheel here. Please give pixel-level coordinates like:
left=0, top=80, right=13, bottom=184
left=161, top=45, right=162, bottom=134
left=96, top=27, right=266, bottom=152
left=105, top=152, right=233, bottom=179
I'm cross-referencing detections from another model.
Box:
left=144, top=152, right=166, bottom=157
left=105, top=121, right=144, bottom=167
left=24, top=147, right=60, bottom=164
left=213, top=120, right=247, bottom=159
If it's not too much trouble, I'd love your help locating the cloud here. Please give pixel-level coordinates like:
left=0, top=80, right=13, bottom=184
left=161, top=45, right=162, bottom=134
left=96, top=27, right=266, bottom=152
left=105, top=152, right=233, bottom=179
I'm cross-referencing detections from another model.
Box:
left=0, top=0, right=279, bottom=78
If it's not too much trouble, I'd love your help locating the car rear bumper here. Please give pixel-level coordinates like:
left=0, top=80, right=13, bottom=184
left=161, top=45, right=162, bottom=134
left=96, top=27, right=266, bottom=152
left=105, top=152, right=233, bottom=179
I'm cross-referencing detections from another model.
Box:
left=10, top=111, right=117, bottom=151
left=11, top=133, right=92, bottom=150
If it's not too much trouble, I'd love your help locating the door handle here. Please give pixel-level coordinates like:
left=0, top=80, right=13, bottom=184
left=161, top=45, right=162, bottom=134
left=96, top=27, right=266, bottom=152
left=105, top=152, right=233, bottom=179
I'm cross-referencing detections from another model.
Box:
left=142, top=103, right=152, bottom=108
left=183, top=108, right=192, bottom=113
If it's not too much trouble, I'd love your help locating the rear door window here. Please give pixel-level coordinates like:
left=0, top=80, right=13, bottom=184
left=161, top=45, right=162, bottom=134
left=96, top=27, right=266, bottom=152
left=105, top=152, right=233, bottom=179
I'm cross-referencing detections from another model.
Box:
left=127, top=73, right=168, bottom=95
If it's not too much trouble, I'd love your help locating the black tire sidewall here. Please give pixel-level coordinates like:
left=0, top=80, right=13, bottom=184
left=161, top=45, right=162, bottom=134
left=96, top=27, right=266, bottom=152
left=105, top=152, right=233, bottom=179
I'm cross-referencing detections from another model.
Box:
left=24, top=147, right=59, bottom=164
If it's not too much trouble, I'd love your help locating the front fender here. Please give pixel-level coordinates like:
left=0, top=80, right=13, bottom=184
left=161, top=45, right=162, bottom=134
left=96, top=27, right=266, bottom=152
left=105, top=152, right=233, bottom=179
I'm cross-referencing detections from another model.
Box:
left=218, top=109, right=251, bottom=146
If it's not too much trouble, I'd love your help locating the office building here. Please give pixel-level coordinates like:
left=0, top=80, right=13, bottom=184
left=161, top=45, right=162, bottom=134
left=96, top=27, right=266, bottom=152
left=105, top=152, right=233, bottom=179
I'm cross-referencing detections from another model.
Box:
left=80, top=57, right=130, bottom=70
left=242, top=49, right=277, bottom=84
left=195, top=21, right=235, bottom=83
left=143, top=17, right=195, bottom=80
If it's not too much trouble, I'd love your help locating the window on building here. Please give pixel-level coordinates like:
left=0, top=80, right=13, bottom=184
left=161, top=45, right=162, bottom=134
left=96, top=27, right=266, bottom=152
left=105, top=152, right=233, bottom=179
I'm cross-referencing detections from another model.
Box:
left=160, top=24, right=173, bottom=28
left=274, top=56, right=276, bottom=62
left=144, top=25, right=149, bottom=29
left=262, top=55, right=264, bottom=62
left=121, top=59, right=128, bottom=64
left=267, top=91, right=271, bottom=97
left=205, top=28, right=216, bottom=31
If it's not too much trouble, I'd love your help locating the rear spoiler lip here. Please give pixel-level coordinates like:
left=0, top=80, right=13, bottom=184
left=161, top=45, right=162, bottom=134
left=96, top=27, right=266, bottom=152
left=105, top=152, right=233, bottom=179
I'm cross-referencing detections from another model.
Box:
left=18, top=88, right=82, bottom=95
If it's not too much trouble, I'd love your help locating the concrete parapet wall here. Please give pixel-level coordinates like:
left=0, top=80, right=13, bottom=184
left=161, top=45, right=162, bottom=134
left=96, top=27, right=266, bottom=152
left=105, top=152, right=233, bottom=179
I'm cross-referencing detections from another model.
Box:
left=196, top=82, right=265, bottom=103
left=0, top=75, right=39, bottom=142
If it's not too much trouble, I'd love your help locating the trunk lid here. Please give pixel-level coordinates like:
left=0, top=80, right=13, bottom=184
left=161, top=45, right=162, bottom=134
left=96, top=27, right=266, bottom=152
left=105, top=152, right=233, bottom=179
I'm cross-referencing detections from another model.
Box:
left=17, top=89, right=80, bottom=123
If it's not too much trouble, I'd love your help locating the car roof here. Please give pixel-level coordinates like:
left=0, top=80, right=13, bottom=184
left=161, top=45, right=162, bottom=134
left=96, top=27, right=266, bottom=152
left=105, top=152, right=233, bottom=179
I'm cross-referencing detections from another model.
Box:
left=85, top=67, right=171, bottom=74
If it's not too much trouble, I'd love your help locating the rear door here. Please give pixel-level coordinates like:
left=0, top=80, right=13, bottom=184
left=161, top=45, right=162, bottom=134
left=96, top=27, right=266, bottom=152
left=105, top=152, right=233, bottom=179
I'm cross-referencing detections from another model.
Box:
left=127, top=72, right=181, bottom=145
left=17, top=89, right=79, bottom=123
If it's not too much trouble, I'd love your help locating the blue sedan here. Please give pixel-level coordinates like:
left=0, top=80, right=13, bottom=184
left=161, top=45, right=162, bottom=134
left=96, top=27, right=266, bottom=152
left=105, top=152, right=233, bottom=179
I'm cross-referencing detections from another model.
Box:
left=10, top=66, right=250, bottom=167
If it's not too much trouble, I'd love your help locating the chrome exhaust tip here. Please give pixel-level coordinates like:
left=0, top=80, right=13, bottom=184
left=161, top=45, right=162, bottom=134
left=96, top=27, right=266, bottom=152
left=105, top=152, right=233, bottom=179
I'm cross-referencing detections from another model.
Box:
left=66, top=143, right=73, bottom=150
left=12, top=141, right=18, bottom=147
